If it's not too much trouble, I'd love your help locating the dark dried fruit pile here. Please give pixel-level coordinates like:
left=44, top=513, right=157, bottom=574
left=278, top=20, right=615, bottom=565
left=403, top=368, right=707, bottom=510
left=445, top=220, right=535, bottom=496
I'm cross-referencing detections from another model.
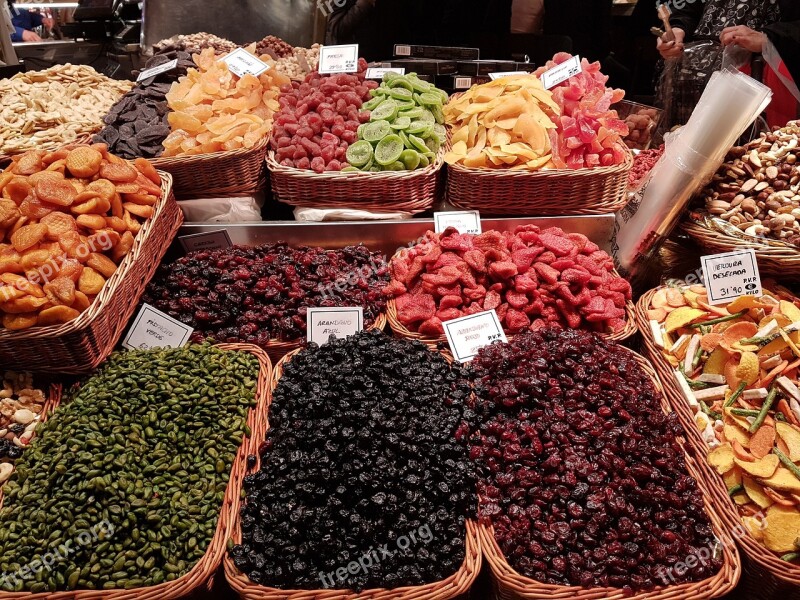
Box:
left=253, top=35, right=294, bottom=58
left=462, top=328, right=721, bottom=593
left=142, top=243, right=388, bottom=345
left=386, top=226, right=631, bottom=337
left=231, top=331, right=477, bottom=591
left=271, top=60, right=375, bottom=172
left=94, top=52, right=195, bottom=158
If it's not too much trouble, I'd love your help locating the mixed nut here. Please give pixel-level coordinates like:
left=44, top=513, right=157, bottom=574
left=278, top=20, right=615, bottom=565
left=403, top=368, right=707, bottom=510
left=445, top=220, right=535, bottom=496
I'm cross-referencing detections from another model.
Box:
left=700, top=121, right=800, bottom=245
left=0, top=371, right=47, bottom=485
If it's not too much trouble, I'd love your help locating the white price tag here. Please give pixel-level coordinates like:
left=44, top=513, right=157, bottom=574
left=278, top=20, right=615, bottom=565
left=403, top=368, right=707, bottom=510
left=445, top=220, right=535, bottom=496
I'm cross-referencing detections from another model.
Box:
left=222, top=48, right=271, bottom=77
left=136, top=58, right=178, bottom=82
left=443, top=310, right=507, bottom=363
left=318, top=44, right=359, bottom=74
left=307, top=307, right=364, bottom=346
left=454, top=77, right=473, bottom=89
left=123, top=304, right=193, bottom=351
left=540, top=55, right=582, bottom=89
left=434, top=211, right=482, bottom=235
left=701, top=249, right=762, bottom=305
left=178, top=230, right=233, bottom=253
left=365, top=67, right=405, bottom=79
left=488, top=71, right=529, bottom=80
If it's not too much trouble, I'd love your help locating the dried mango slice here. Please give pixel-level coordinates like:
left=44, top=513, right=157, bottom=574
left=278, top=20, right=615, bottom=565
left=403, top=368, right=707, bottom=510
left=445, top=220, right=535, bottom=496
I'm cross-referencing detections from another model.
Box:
left=664, top=307, right=706, bottom=334
left=735, top=454, right=780, bottom=478
left=759, top=468, right=800, bottom=494
left=708, top=443, right=735, bottom=474
left=725, top=424, right=751, bottom=448
left=723, top=466, right=743, bottom=490
left=776, top=422, right=800, bottom=462
left=727, top=295, right=767, bottom=313
left=736, top=352, right=761, bottom=386
left=743, top=475, right=775, bottom=509
left=780, top=301, right=800, bottom=323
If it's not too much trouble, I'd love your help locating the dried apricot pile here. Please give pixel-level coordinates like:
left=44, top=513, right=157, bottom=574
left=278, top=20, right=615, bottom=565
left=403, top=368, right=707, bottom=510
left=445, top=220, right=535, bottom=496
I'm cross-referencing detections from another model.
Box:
left=161, top=47, right=290, bottom=157
left=0, top=144, right=160, bottom=331
left=646, top=284, right=800, bottom=558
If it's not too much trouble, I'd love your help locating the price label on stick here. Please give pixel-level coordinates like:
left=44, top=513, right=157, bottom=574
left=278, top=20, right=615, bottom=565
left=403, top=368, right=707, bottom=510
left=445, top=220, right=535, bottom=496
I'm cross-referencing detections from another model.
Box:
left=701, top=249, right=762, bottom=305
left=434, top=210, right=482, bottom=235
left=123, top=304, right=193, bottom=351
left=540, top=54, right=581, bottom=89
left=365, top=67, right=405, bottom=79
left=318, top=44, right=359, bottom=74
left=222, top=48, right=271, bottom=77
left=178, top=230, right=233, bottom=253
left=488, top=71, right=529, bottom=80
left=443, top=310, right=507, bottom=363
left=137, top=58, right=178, bottom=82
left=307, top=307, right=364, bottom=346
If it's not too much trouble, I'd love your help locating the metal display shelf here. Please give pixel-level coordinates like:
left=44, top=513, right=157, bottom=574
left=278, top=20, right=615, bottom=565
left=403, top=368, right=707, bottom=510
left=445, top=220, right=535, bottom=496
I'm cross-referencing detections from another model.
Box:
left=175, top=215, right=616, bottom=257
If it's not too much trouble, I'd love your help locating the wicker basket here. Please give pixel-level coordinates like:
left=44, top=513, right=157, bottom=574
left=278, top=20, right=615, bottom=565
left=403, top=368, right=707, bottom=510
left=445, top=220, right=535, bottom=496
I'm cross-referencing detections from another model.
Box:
left=266, top=150, right=444, bottom=214
left=224, top=348, right=482, bottom=600
left=479, top=350, right=740, bottom=600
left=0, top=343, right=272, bottom=600
left=681, top=216, right=800, bottom=281
left=445, top=147, right=632, bottom=217
left=0, top=172, right=183, bottom=374
left=636, top=288, right=800, bottom=595
left=151, top=137, right=269, bottom=199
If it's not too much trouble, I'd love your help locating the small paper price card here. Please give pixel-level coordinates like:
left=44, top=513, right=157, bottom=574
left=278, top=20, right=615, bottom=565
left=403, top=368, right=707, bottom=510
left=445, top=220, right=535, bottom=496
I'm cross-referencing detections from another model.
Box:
left=489, top=71, right=528, bottom=80
left=365, top=67, right=405, bottom=79
left=443, top=310, right=507, bottom=363
left=318, top=44, right=359, bottom=74
left=123, top=304, right=193, bottom=350
left=222, top=48, right=271, bottom=77
left=540, top=54, right=581, bottom=89
left=434, top=210, right=482, bottom=235
left=137, top=58, right=178, bottom=82
left=307, top=307, right=364, bottom=346
left=701, top=249, right=762, bottom=305
left=178, top=230, right=233, bottom=253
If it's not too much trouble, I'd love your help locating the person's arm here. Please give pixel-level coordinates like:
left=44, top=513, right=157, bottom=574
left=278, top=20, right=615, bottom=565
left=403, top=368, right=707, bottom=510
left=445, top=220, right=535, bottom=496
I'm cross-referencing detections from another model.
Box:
left=667, top=0, right=703, bottom=38
left=11, top=25, right=24, bottom=42
left=28, top=11, right=43, bottom=28
left=326, top=0, right=376, bottom=45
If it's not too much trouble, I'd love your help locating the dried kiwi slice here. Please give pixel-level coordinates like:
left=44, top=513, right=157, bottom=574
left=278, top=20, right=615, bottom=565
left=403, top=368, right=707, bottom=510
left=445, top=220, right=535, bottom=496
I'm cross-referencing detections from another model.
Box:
left=408, top=75, right=432, bottom=94
left=341, top=166, right=359, bottom=173
left=433, top=123, right=447, bottom=139
left=362, top=120, right=391, bottom=143
left=388, top=76, right=414, bottom=92
left=406, top=120, right=433, bottom=137
left=389, top=87, right=413, bottom=101
left=384, top=161, right=405, bottom=171
left=430, top=105, right=445, bottom=124
left=394, top=99, right=416, bottom=111
left=425, top=137, right=440, bottom=153
left=370, top=99, right=399, bottom=122
left=418, top=109, right=436, bottom=124
left=390, top=116, right=411, bottom=130
left=417, top=153, right=430, bottom=168
left=383, top=71, right=402, bottom=83
left=408, top=134, right=429, bottom=154
left=363, top=96, right=384, bottom=111
left=400, top=149, right=421, bottom=170
left=418, top=92, right=443, bottom=107
left=346, top=140, right=374, bottom=168
left=398, top=107, right=424, bottom=120
left=397, top=130, right=412, bottom=149
left=374, top=134, right=405, bottom=166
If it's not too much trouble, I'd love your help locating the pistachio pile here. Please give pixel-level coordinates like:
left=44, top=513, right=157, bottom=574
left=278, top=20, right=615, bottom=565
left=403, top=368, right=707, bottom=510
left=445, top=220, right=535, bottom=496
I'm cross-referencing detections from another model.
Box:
left=0, top=344, right=257, bottom=592
left=0, top=371, right=47, bottom=484
left=701, top=122, right=800, bottom=245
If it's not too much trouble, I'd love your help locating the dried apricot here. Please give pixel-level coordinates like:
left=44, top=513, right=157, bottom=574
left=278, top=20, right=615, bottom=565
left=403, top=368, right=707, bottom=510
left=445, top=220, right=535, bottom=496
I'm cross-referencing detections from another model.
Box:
left=86, top=253, right=117, bottom=278
left=124, top=193, right=158, bottom=206
left=88, top=230, right=119, bottom=252
left=35, top=178, right=78, bottom=207
left=134, top=173, right=163, bottom=198
left=6, top=178, right=32, bottom=205
left=111, top=193, right=124, bottom=218
left=71, top=290, right=90, bottom=311
left=0, top=199, right=20, bottom=229
left=37, top=305, right=80, bottom=326
left=28, top=170, right=64, bottom=186
left=76, top=214, right=107, bottom=231
left=104, top=216, right=127, bottom=233
left=123, top=211, right=141, bottom=234
left=114, top=183, right=140, bottom=194
left=15, top=151, right=45, bottom=176
left=43, top=277, right=76, bottom=306
left=19, top=249, right=52, bottom=271
left=19, top=196, right=54, bottom=220
left=113, top=231, right=135, bottom=262
left=87, top=179, right=116, bottom=201
left=56, top=258, right=83, bottom=282
left=65, top=146, right=103, bottom=178
left=41, top=212, right=78, bottom=241
left=0, top=295, right=49, bottom=314
left=78, top=267, right=106, bottom=295
left=0, top=284, right=25, bottom=302
left=43, top=148, right=69, bottom=165
left=11, top=223, right=48, bottom=252
left=1, top=273, right=45, bottom=298
left=134, top=158, right=161, bottom=186
left=44, top=159, right=66, bottom=174
left=2, top=312, right=38, bottom=331
left=71, top=197, right=111, bottom=216
left=99, top=162, right=138, bottom=183
left=74, top=190, right=101, bottom=204
left=123, top=203, right=154, bottom=219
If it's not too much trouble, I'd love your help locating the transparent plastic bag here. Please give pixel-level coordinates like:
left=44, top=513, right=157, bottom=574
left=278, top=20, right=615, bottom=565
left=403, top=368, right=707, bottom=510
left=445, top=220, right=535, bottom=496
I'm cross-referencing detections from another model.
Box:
left=293, top=207, right=413, bottom=222
left=178, top=196, right=263, bottom=223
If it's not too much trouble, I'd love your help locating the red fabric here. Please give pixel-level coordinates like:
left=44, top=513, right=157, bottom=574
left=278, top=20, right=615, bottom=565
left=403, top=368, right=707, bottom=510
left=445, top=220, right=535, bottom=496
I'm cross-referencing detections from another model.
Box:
left=740, top=61, right=799, bottom=127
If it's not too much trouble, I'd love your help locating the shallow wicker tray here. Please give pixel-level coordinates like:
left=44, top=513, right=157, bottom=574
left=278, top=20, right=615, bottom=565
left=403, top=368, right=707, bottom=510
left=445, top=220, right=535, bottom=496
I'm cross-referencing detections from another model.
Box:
left=0, top=171, right=183, bottom=374
left=0, top=343, right=272, bottom=599
left=266, top=150, right=444, bottom=215
left=151, top=137, right=269, bottom=199
left=223, top=348, right=482, bottom=600
left=446, top=146, right=632, bottom=217
left=682, top=217, right=800, bottom=281
left=636, top=287, right=800, bottom=594
left=479, top=349, right=740, bottom=600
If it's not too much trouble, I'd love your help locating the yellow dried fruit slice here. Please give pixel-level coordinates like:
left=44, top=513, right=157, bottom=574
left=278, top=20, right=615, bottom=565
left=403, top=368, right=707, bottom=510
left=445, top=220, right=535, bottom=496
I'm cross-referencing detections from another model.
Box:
left=780, top=300, right=800, bottom=323
left=704, top=347, right=730, bottom=375
left=735, top=352, right=761, bottom=386
left=725, top=424, right=751, bottom=448
left=776, top=422, right=800, bottom=462
left=735, top=454, right=780, bottom=479
left=743, top=475, right=774, bottom=509
left=759, top=467, right=800, bottom=494
left=708, top=443, right=735, bottom=474
left=727, top=295, right=767, bottom=313
left=723, top=466, right=743, bottom=490
left=664, top=307, right=707, bottom=334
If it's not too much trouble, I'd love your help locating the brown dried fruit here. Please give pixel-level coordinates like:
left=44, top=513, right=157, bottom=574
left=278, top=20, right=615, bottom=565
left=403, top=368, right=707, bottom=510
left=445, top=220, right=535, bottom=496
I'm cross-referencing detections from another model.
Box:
left=40, top=212, right=78, bottom=241
left=43, top=277, right=76, bottom=306
left=99, top=162, right=138, bottom=183
left=37, top=305, right=80, bottom=326
left=78, top=267, right=105, bottom=295
left=86, top=253, right=117, bottom=278
left=2, top=312, right=38, bottom=331
left=76, top=214, right=107, bottom=230
left=65, top=146, right=103, bottom=178
left=11, top=223, right=48, bottom=252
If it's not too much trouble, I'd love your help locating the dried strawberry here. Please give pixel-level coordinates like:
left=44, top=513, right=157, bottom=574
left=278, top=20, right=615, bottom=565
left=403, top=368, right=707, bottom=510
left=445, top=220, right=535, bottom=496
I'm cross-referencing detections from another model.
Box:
left=488, top=261, right=518, bottom=281
left=396, top=293, right=436, bottom=325
left=437, top=307, right=462, bottom=322
left=504, top=308, right=530, bottom=332
left=567, top=232, right=590, bottom=252
left=589, top=250, right=613, bottom=268
left=384, top=279, right=406, bottom=296
left=550, top=258, right=576, bottom=271
left=533, top=263, right=559, bottom=285
left=440, top=232, right=473, bottom=252
left=575, top=254, right=604, bottom=277
left=463, top=249, right=487, bottom=273
left=484, top=248, right=511, bottom=263
left=432, top=252, right=464, bottom=271
left=463, top=285, right=487, bottom=302
left=464, top=302, right=485, bottom=316
left=598, top=288, right=627, bottom=307
left=514, top=274, right=538, bottom=294
left=606, top=277, right=633, bottom=297
left=583, top=240, right=600, bottom=254
left=440, top=295, right=463, bottom=310
left=561, top=267, right=591, bottom=286
left=420, top=245, right=442, bottom=264
left=435, top=284, right=462, bottom=297
left=422, top=265, right=461, bottom=287
left=556, top=299, right=582, bottom=328
left=584, top=296, right=607, bottom=314
left=537, top=251, right=557, bottom=265
left=406, top=256, right=426, bottom=285
left=484, top=290, right=502, bottom=311
left=496, top=303, right=509, bottom=322
left=511, top=247, right=543, bottom=273
left=418, top=316, right=444, bottom=336
left=506, top=291, right=529, bottom=310
left=473, top=231, right=505, bottom=253
left=539, top=232, right=574, bottom=257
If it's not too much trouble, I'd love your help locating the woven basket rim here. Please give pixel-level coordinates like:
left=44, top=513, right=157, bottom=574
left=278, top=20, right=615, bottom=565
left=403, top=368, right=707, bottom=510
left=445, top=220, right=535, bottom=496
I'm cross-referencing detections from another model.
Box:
left=150, top=136, right=270, bottom=167
left=682, top=217, right=800, bottom=259
left=636, top=286, right=800, bottom=586
left=0, top=171, right=177, bottom=341
left=0, top=343, right=273, bottom=600
left=480, top=348, right=741, bottom=599
left=223, top=347, right=483, bottom=600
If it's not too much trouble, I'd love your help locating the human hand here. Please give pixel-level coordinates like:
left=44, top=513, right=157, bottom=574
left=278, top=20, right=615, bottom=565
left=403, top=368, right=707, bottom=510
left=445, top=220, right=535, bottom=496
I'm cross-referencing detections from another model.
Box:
left=21, top=30, right=42, bottom=42
left=42, top=17, right=55, bottom=29
left=720, top=25, right=766, bottom=53
left=657, top=27, right=685, bottom=59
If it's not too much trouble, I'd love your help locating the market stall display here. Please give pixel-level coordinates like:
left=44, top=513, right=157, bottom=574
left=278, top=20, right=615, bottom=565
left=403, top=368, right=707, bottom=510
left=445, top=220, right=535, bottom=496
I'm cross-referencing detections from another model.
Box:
left=444, top=58, right=632, bottom=216
left=269, top=66, right=446, bottom=213
left=0, top=371, right=49, bottom=486
left=0, top=66, right=133, bottom=158
left=386, top=226, right=634, bottom=344
left=683, top=122, right=800, bottom=277
left=141, top=243, right=388, bottom=360
left=467, top=327, right=738, bottom=598
left=94, top=52, right=196, bottom=160
left=153, top=32, right=237, bottom=56
left=616, top=100, right=663, bottom=152
left=225, top=331, right=480, bottom=596
left=274, top=44, right=321, bottom=80
left=629, top=145, right=665, bottom=190
left=0, top=146, right=181, bottom=373
left=638, top=284, right=800, bottom=591
left=0, top=342, right=270, bottom=594
left=253, top=35, right=294, bottom=58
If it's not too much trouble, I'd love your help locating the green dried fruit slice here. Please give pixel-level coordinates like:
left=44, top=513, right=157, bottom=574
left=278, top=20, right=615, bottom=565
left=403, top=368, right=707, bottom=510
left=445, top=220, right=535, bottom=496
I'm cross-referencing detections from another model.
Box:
left=418, top=109, right=436, bottom=124
left=433, top=123, right=447, bottom=139
left=400, top=149, right=421, bottom=170
left=341, top=166, right=359, bottom=173
left=390, top=117, right=411, bottom=130
left=408, top=75, right=432, bottom=93
left=394, top=99, right=416, bottom=111
left=425, top=137, right=440, bottom=153
left=430, top=105, right=445, bottom=124
left=369, top=166, right=382, bottom=172
left=417, top=153, right=430, bottom=168
left=346, top=140, right=374, bottom=168
left=370, top=99, right=399, bottom=122
left=363, top=96, right=384, bottom=111
left=388, top=76, right=413, bottom=91
left=408, top=134, right=429, bottom=154
left=389, top=87, right=413, bottom=101
left=361, top=120, right=391, bottom=143
left=398, top=107, right=424, bottom=120
left=418, top=92, right=443, bottom=107
left=384, top=161, right=405, bottom=171
left=383, top=71, right=402, bottom=83
left=397, top=130, right=412, bottom=148
left=374, top=134, right=405, bottom=166
left=407, top=120, right=433, bottom=137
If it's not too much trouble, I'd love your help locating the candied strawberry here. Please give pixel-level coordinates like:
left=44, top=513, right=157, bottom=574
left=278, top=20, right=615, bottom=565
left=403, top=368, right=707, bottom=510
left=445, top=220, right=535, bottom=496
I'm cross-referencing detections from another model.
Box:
left=440, top=232, right=473, bottom=252
left=606, top=317, right=626, bottom=331
left=524, top=297, right=545, bottom=316
left=584, top=296, right=607, bottom=314
left=589, top=250, right=614, bottom=268
left=484, top=248, right=511, bottom=263
left=463, top=285, right=487, bottom=302
left=506, top=290, right=529, bottom=310
left=537, top=251, right=557, bottom=264
left=514, top=273, right=538, bottom=294
left=432, top=252, right=465, bottom=271
left=484, top=289, right=502, bottom=311
left=550, top=258, right=576, bottom=271
left=582, top=240, right=600, bottom=254
left=533, top=263, right=559, bottom=285
left=575, top=254, right=604, bottom=276
left=464, top=302, right=485, bottom=316
left=406, top=256, right=426, bottom=285
left=435, top=284, right=462, bottom=297
left=418, top=316, right=444, bottom=336
left=420, top=245, right=443, bottom=264
left=384, top=280, right=406, bottom=296
left=607, top=277, right=633, bottom=298
left=598, top=288, right=627, bottom=307
left=473, top=231, right=505, bottom=253
left=539, top=232, right=574, bottom=257
left=390, top=259, right=410, bottom=282
left=495, top=303, right=509, bottom=321
left=396, top=293, right=436, bottom=325
left=440, top=295, right=463, bottom=310
left=489, top=261, right=518, bottom=281
left=458, top=267, right=477, bottom=289
left=542, top=305, right=560, bottom=322
left=567, top=232, right=590, bottom=252
left=437, top=307, right=462, bottom=322
left=463, top=249, right=487, bottom=273
left=555, top=298, right=582, bottom=328
left=561, top=267, right=591, bottom=286
left=488, top=282, right=504, bottom=293
left=511, top=247, right=543, bottom=273
left=504, top=308, right=531, bottom=333
left=423, top=265, right=461, bottom=287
